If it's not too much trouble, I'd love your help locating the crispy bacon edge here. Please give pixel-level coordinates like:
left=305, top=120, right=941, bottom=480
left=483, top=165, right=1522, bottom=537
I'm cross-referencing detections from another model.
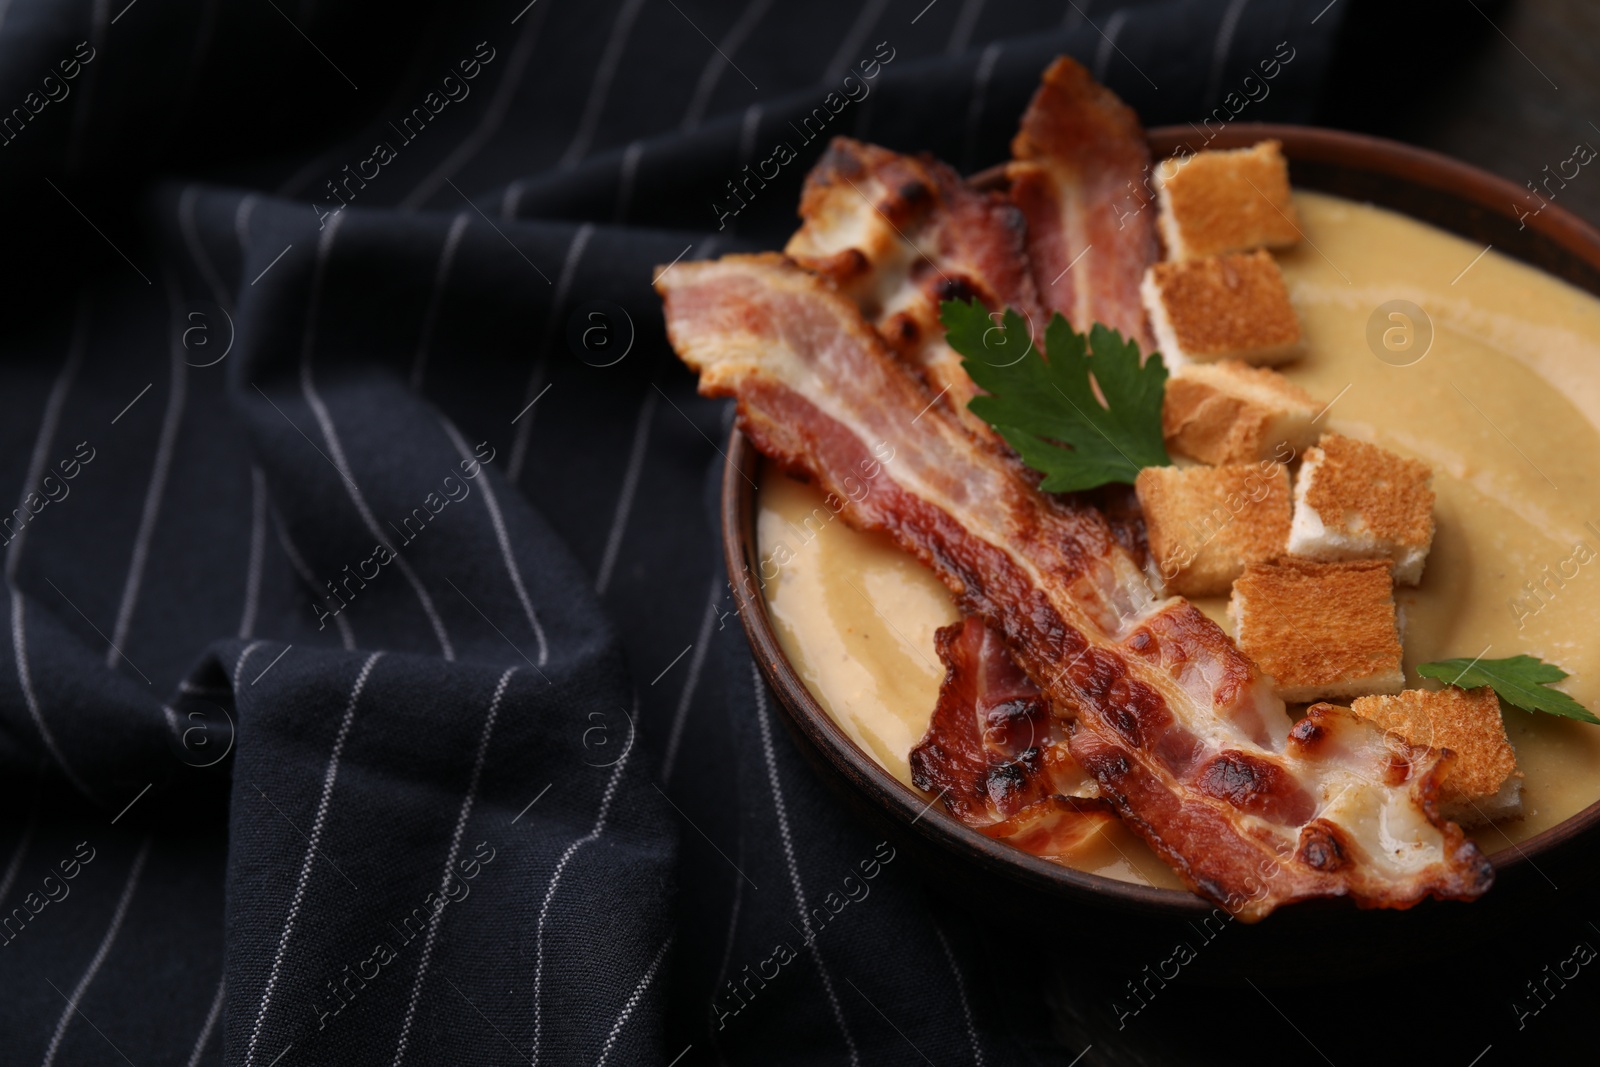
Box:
left=784, top=136, right=1046, bottom=435
left=909, top=617, right=1115, bottom=860
left=1009, top=55, right=1159, bottom=350
left=657, top=252, right=1492, bottom=919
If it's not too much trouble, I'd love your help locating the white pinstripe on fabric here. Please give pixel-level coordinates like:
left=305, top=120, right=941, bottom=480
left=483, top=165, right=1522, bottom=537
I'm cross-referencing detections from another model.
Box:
left=961, top=41, right=1003, bottom=170
left=1092, top=8, right=1129, bottom=82
left=410, top=212, right=471, bottom=390
left=399, top=1, right=553, bottom=211
left=947, top=0, right=986, bottom=54
left=593, top=389, right=658, bottom=596
left=9, top=308, right=84, bottom=580
left=737, top=104, right=763, bottom=169
left=185, top=978, right=225, bottom=1067
left=707, top=820, right=745, bottom=1065
left=822, top=0, right=890, bottom=84
left=234, top=193, right=259, bottom=252
left=658, top=571, right=720, bottom=784
left=243, top=650, right=382, bottom=1067
left=391, top=666, right=517, bottom=1067
left=508, top=223, right=593, bottom=482
left=270, top=505, right=355, bottom=651
left=594, top=934, right=672, bottom=1067
left=1205, top=0, right=1250, bottom=106
left=11, top=307, right=93, bottom=797
left=440, top=420, right=548, bottom=665
left=107, top=269, right=190, bottom=669
left=161, top=703, right=183, bottom=743
left=64, top=0, right=110, bottom=174
left=498, top=178, right=527, bottom=222
left=680, top=0, right=774, bottom=132
left=530, top=711, right=635, bottom=1067
left=230, top=202, right=267, bottom=643
left=232, top=639, right=264, bottom=690
left=238, top=466, right=266, bottom=639
left=933, top=922, right=987, bottom=1067
left=298, top=216, right=455, bottom=659
left=613, top=141, right=645, bottom=224
left=558, top=0, right=650, bottom=170
left=179, top=186, right=232, bottom=311
left=220, top=200, right=268, bottom=642
left=0, top=825, right=32, bottom=912
left=40, top=837, right=151, bottom=1067
left=751, top=661, right=859, bottom=1065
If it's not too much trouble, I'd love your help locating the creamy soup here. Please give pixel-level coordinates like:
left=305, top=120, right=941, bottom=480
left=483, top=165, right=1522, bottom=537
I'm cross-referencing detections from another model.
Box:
left=758, top=191, right=1600, bottom=889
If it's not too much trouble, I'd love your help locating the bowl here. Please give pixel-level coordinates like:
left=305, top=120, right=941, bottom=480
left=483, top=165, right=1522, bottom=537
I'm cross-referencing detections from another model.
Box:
left=719, top=124, right=1600, bottom=968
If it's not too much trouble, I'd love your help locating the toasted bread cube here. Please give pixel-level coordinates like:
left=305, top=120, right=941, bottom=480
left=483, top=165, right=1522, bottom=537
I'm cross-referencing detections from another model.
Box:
left=1229, top=558, right=1404, bottom=702
left=1141, top=251, right=1303, bottom=368
left=1287, top=433, right=1435, bottom=585
left=1153, top=140, right=1301, bottom=260
left=1350, top=686, right=1523, bottom=826
left=1163, top=360, right=1321, bottom=465
left=1136, top=463, right=1292, bottom=597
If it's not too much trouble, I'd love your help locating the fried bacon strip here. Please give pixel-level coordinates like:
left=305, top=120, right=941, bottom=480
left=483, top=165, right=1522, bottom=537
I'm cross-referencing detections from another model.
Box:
left=909, top=617, right=1115, bottom=859
left=787, top=140, right=1117, bottom=857
left=657, top=253, right=1491, bottom=919
left=784, top=137, right=1045, bottom=434
left=1009, top=56, right=1159, bottom=349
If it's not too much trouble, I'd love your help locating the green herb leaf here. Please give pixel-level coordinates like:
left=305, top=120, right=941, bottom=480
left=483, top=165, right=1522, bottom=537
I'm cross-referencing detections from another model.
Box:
left=1416, top=654, right=1600, bottom=725
left=940, top=299, right=1170, bottom=492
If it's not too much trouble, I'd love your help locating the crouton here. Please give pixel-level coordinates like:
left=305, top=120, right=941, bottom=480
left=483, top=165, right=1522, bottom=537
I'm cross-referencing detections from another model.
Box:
left=1286, top=433, right=1436, bottom=585
left=1141, top=251, right=1303, bottom=368
left=1229, top=558, right=1404, bottom=702
left=1163, top=360, right=1322, bottom=465
left=1137, top=463, right=1293, bottom=597
left=1350, top=686, right=1523, bottom=826
left=1153, top=140, right=1302, bottom=260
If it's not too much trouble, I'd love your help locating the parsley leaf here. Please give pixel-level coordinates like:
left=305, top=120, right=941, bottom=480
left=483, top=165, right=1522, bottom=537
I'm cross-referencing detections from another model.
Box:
left=1416, top=654, right=1600, bottom=725
left=941, top=299, right=1170, bottom=492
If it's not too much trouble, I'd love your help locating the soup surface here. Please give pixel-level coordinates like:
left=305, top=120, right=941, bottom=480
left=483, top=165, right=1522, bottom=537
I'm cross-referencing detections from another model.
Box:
left=757, top=191, right=1600, bottom=888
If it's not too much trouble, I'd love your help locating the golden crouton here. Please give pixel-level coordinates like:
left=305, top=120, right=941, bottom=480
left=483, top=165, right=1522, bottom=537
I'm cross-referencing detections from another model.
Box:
left=1229, top=558, right=1404, bottom=702
left=1141, top=251, right=1303, bottom=368
left=1153, top=140, right=1301, bottom=260
left=1136, top=463, right=1292, bottom=597
left=1351, top=686, right=1522, bottom=826
left=1287, top=433, right=1436, bottom=585
left=1163, top=360, right=1321, bottom=465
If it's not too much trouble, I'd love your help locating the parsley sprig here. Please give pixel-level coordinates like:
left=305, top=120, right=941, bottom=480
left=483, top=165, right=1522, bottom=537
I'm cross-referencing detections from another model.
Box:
left=1417, top=654, right=1599, bottom=725
left=940, top=300, right=1170, bottom=492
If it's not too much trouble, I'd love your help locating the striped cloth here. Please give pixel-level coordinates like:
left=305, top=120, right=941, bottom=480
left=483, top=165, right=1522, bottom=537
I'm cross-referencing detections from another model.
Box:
left=0, top=1, right=1342, bottom=1064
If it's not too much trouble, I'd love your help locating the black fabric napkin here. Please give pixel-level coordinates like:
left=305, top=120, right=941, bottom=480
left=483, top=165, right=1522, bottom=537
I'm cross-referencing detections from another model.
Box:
left=0, top=2, right=1344, bottom=1063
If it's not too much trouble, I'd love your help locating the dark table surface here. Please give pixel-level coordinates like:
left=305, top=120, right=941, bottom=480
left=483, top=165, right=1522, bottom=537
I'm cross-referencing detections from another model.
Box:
left=1326, top=0, right=1600, bottom=227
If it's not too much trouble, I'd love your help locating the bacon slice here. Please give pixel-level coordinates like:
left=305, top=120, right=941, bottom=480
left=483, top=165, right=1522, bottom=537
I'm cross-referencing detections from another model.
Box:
left=909, top=617, right=1115, bottom=859
left=1009, top=56, right=1159, bottom=349
left=785, top=137, right=1045, bottom=434
left=658, top=253, right=1491, bottom=919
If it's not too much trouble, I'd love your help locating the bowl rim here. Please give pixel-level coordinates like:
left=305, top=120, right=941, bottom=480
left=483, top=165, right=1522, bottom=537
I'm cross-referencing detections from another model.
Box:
left=720, top=122, right=1600, bottom=915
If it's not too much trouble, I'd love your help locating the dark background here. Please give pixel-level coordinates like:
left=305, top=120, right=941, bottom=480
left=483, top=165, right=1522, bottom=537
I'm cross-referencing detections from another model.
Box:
left=0, top=1, right=1596, bottom=1065
left=1326, top=0, right=1600, bottom=224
